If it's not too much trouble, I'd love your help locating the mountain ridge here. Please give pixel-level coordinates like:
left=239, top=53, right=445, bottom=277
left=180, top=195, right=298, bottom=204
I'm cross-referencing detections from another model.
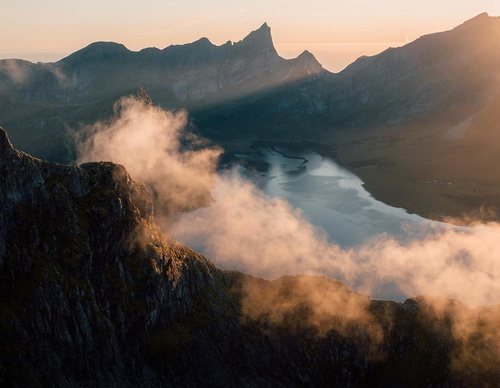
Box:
left=2, top=13, right=500, bottom=219
left=1, top=125, right=499, bottom=386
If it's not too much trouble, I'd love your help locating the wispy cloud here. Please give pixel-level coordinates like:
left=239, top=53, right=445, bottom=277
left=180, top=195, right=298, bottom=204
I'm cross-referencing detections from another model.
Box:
left=75, top=97, right=500, bottom=307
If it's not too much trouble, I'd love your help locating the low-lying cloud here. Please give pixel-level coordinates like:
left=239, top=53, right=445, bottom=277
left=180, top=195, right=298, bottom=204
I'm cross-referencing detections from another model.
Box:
left=75, top=96, right=500, bottom=307
left=76, top=96, right=221, bottom=212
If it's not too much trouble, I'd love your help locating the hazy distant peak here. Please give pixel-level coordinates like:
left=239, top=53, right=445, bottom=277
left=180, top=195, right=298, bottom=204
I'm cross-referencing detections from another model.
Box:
left=162, top=36, right=216, bottom=53
left=192, top=37, right=213, bottom=46
left=240, top=22, right=273, bottom=43
left=287, top=49, right=324, bottom=75
left=60, top=41, right=129, bottom=64
left=456, top=12, right=495, bottom=30
left=296, top=50, right=322, bottom=67
left=78, top=41, right=128, bottom=53
left=231, top=22, right=278, bottom=60
left=297, top=50, right=316, bottom=60
left=469, top=12, right=490, bottom=20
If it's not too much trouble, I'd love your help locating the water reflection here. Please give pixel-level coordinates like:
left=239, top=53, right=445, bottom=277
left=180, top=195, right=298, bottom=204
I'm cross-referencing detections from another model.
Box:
left=232, top=145, right=440, bottom=247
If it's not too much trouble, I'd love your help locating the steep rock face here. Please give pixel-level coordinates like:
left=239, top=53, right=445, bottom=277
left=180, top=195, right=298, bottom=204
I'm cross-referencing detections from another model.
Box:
left=0, top=127, right=220, bottom=386
left=1, top=126, right=499, bottom=386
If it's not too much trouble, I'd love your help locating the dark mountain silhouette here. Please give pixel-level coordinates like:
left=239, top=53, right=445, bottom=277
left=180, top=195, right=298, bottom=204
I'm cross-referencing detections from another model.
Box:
left=328, top=13, right=500, bottom=219
left=2, top=22, right=324, bottom=106
left=329, top=12, right=500, bottom=124
left=0, top=22, right=326, bottom=162
left=1, top=14, right=500, bottom=218
left=1, top=126, right=499, bottom=386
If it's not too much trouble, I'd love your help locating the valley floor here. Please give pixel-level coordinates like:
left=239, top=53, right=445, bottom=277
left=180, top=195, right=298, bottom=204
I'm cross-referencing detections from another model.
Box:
left=327, top=123, right=500, bottom=223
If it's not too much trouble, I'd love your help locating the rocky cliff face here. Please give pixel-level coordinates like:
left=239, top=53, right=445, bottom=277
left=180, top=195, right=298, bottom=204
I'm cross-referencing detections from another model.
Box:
left=1, top=126, right=499, bottom=386
left=0, top=127, right=222, bottom=386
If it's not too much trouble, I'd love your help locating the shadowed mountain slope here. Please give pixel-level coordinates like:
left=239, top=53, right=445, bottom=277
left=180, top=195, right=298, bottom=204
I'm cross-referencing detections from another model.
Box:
left=1, top=126, right=500, bottom=386
left=0, top=23, right=326, bottom=162
left=1, top=14, right=500, bottom=218
left=328, top=13, right=500, bottom=219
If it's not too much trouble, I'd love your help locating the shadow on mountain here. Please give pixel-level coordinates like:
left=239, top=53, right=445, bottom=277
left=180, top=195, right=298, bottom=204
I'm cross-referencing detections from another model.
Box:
left=2, top=13, right=500, bottom=218
left=1, top=126, right=499, bottom=386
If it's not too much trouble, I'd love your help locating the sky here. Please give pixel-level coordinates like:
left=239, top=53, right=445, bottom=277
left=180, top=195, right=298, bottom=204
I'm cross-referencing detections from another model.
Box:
left=1, top=1, right=500, bottom=71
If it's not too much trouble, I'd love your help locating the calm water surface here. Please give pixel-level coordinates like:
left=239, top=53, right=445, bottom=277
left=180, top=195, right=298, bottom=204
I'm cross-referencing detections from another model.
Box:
left=233, top=145, right=441, bottom=247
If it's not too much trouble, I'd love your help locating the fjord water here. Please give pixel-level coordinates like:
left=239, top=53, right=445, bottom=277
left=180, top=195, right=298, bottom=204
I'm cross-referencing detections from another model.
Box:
left=235, top=145, right=440, bottom=247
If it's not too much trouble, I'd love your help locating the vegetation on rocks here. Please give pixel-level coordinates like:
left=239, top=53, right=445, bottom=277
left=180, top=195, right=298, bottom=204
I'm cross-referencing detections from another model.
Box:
left=1, top=127, right=499, bottom=386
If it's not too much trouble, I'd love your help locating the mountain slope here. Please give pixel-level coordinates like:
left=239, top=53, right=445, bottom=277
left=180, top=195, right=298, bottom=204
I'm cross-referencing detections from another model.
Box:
left=1, top=14, right=500, bottom=219
left=328, top=13, right=500, bottom=219
left=328, top=12, right=500, bottom=126
left=0, top=23, right=327, bottom=163
left=1, top=126, right=500, bottom=386
left=0, top=126, right=224, bottom=385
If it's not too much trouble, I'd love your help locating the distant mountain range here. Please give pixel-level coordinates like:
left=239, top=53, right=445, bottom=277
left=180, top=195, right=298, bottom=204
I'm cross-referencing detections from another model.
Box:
left=1, top=126, right=499, bottom=386
left=2, top=14, right=500, bottom=384
left=1, top=13, right=500, bottom=218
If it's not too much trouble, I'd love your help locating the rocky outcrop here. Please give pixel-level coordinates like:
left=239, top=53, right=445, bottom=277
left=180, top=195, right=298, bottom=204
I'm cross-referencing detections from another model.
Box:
left=0, top=127, right=221, bottom=386
left=1, top=126, right=499, bottom=386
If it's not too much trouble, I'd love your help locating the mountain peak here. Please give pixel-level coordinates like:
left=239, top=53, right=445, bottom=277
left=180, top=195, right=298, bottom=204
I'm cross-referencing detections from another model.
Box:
left=73, top=41, right=127, bottom=56
left=291, top=50, right=324, bottom=73
left=60, top=41, right=129, bottom=64
left=469, top=12, right=490, bottom=20
left=457, top=12, right=494, bottom=30
left=297, top=50, right=316, bottom=60
left=0, top=127, right=16, bottom=160
left=192, top=37, right=213, bottom=46
left=241, top=22, right=273, bottom=42
left=236, top=22, right=278, bottom=58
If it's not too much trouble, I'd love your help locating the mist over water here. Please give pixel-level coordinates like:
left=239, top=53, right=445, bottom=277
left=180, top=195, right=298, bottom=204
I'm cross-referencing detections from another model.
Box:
left=75, top=97, right=500, bottom=306
left=230, top=146, right=442, bottom=247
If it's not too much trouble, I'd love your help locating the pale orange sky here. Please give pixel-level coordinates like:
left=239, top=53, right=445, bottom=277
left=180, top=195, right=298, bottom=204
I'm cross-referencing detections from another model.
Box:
left=1, top=1, right=500, bottom=72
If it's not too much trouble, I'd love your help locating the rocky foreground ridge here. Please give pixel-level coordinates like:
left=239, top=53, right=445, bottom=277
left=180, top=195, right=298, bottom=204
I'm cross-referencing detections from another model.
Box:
left=0, top=127, right=499, bottom=387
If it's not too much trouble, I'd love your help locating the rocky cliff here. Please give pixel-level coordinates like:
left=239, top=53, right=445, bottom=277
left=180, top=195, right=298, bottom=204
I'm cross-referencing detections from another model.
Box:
left=1, top=126, right=499, bottom=386
left=0, top=126, right=223, bottom=386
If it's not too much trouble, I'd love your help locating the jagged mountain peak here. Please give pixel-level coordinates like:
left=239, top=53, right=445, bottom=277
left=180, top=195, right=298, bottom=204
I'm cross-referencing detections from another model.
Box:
left=289, top=49, right=324, bottom=74
left=248, top=22, right=271, bottom=36
left=0, top=127, right=12, bottom=148
left=237, top=22, right=275, bottom=49
left=464, top=11, right=490, bottom=23
left=297, top=49, right=320, bottom=63
left=192, top=36, right=213, bottom=45
left=0, top=127, right=16, bottom=160
left=452, top=11, right=499, bottom=32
